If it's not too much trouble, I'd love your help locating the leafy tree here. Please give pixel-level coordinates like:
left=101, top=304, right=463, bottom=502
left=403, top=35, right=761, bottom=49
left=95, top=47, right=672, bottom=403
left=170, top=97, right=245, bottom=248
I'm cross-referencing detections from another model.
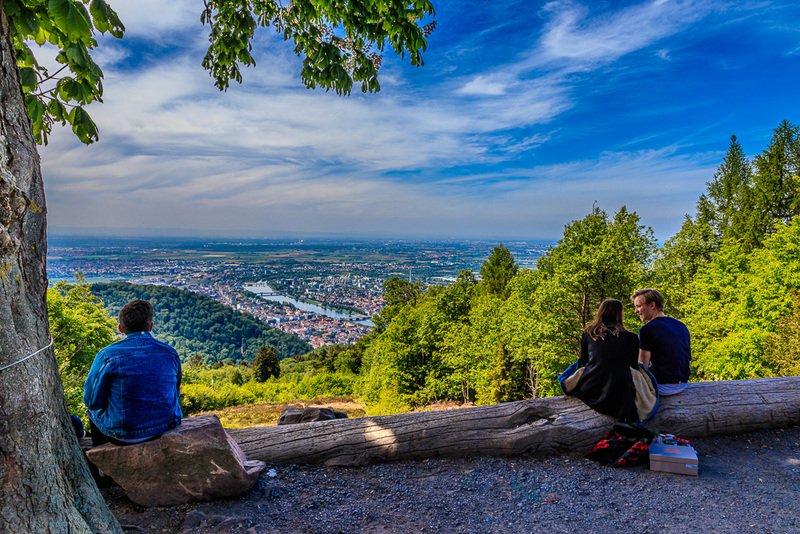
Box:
left=308, top=343, right=364, bottom=374
left=652, top=139, right=742, bottom=319
left=537, top=206, right=654, bottom=330
left=384, top=276, right=424, bottom=308
left=766, top=291, right=800, bottom=377
left=312, top=347, right=335, bottom=373
left=254, top=345, right=280, bottom=382
left=436, top=270, right=477, bottom=322
left=47, top=277, right=118, bottom=420
left=656, top=120, right=800, bottom=318
left=373, top=276, right=424, bottom=330
left=361, top=294, right=449, bottom=409
left=5, top=0, right=125, bottom=144
left=201, top=0, right=435, bottom=94
left=684, top=217, right=800, bottom=381
left=484, top=339, right=525, bottom=404
left=651, top=214, right=716, bottom=318
left=479, top=245, right=518, bottom=299
left=0, top=0, right=438, bottom=530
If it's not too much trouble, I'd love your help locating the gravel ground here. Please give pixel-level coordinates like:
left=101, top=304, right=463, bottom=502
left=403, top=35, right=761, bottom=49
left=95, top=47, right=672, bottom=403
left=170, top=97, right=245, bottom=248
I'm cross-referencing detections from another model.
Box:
left=106, top=426, right=800, bottom=534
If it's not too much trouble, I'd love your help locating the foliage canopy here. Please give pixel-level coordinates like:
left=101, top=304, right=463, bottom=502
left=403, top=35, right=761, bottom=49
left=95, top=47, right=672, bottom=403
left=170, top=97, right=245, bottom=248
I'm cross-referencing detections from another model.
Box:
left=6, top=0, right=124, bottom=144
left=90, top=282, right=311, bottom=364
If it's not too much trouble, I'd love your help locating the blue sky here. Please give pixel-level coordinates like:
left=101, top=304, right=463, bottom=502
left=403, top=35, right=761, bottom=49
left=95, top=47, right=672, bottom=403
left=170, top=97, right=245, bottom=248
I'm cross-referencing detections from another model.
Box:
left=38, top=0, right=800, bottom=242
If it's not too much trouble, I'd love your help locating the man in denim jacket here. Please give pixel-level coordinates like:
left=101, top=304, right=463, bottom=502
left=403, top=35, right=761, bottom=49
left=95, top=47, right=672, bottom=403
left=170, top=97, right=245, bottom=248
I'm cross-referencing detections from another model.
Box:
left=84, top=299, right=182, bottom=445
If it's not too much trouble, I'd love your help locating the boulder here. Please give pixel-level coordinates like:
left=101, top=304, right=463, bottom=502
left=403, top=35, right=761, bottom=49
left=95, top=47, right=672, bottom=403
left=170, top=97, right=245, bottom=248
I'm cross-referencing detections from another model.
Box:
left=85, top=413, right=265, bottom=507
left=278, top=406, right=348, bottom=425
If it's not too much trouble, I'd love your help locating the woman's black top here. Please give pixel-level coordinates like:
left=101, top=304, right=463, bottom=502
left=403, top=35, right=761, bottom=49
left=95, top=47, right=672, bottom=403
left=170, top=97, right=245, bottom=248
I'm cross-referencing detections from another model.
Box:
left=573, top=330, right=640, bottom=421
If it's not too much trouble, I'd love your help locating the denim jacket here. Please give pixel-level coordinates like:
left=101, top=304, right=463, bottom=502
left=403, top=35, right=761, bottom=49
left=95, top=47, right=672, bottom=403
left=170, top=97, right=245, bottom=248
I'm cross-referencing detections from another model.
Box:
left=83, top=331, right=182, bottom=439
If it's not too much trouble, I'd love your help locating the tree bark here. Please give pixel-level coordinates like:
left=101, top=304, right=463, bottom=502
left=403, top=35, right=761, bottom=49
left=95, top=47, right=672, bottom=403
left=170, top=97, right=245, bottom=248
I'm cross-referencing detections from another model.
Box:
left=0, top=4, right=121, bottom=532
left=228, top=377, right=800, bottom=467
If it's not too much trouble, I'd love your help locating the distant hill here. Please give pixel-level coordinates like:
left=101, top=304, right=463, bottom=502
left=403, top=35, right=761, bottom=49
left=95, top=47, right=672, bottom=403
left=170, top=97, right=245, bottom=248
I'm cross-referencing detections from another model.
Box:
left=91, top=282, right=311, bottom=364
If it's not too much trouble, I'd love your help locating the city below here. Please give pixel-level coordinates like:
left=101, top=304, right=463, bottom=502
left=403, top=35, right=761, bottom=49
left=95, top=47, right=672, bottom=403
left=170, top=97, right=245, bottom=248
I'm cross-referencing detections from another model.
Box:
left=47, top=235, right=553, bottom=349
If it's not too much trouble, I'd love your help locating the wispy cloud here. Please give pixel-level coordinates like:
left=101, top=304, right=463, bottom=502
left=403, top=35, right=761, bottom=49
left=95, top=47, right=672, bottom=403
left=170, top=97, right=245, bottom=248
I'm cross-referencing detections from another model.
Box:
left=536, top=0, right=713, bottom=67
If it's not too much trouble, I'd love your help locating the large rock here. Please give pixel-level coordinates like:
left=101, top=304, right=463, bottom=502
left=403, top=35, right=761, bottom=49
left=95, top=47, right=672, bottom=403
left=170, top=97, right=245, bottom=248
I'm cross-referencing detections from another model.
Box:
left=85, top=413, right=265, bottom=507
left=278, top=406, right=348, bottom=425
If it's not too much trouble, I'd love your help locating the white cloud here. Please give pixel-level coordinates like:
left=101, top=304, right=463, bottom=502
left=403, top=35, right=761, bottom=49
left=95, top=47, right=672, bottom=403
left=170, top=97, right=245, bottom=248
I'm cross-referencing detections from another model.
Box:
left=537, top=0, right=713, bottom=67
left=104, top=0, right=202, bottom=39
left=458, top=76, right=510, bottom=95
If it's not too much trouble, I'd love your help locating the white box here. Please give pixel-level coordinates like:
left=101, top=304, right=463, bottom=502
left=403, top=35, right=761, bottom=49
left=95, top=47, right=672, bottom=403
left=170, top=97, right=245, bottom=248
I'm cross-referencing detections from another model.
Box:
left=649, top=441, right=698, bottom=476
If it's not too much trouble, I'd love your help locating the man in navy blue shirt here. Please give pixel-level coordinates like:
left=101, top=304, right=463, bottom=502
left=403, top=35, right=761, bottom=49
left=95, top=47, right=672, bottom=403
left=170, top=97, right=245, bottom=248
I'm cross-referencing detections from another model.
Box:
left=84, top=300, right=182, bottom=445
left=632, top=288, right=691, bottom=396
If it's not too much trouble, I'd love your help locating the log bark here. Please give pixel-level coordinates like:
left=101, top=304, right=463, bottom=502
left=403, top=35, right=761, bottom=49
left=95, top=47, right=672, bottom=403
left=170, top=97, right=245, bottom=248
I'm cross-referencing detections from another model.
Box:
left=228, top=377, right=800, bottom=467
left=0, top=4, right=121, bottom=532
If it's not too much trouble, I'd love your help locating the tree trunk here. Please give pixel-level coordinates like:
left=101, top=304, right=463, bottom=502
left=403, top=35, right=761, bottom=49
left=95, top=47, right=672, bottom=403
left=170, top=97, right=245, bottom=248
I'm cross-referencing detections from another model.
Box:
left=228, top=377, right=800, bottom=467
left=0, top=4, right=122, bottom=532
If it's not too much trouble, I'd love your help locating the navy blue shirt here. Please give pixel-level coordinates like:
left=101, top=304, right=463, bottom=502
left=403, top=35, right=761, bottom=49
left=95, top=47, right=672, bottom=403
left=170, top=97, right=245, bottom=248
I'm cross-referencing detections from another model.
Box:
left=639, top=316, right=691, bottom=384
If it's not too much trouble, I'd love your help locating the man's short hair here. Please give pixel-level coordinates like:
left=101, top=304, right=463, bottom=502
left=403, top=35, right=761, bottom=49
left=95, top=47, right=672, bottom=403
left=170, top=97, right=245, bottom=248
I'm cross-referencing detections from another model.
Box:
left=631, top=288, right=665, bottom=311
left=119, top=300, right=154, bottom=334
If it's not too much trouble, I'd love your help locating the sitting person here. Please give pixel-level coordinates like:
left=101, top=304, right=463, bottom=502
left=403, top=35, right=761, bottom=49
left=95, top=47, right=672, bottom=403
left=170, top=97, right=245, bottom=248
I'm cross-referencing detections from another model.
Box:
left=83, top=299, right=182, bottom=446
left=632, top=288, right=691, bottom=396
left=559, top=299, right=658, bottom=422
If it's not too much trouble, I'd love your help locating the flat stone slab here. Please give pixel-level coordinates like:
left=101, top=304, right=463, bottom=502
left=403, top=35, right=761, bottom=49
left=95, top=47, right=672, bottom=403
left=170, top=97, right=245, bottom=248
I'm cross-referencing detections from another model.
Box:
left=85, top=413, right=265, bottom=507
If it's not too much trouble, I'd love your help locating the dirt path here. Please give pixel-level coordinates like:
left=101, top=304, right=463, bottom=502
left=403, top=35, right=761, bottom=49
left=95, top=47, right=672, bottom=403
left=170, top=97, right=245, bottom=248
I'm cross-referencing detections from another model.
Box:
left=105, top=426, right=800, bottom=533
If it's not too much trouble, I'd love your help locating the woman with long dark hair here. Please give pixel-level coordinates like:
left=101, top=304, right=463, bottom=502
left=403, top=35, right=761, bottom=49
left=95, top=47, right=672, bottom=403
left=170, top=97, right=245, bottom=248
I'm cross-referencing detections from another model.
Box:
left=560, top=299, right=643, bottom=421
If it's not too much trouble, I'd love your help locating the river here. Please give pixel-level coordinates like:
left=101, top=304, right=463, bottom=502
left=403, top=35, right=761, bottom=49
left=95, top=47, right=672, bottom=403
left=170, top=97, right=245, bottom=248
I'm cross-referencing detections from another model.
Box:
left=242, top=283, right=374, bottom=325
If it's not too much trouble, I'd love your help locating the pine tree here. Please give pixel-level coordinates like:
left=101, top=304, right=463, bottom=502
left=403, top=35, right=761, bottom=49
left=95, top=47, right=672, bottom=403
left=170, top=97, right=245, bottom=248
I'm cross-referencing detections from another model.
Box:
left=254, top=345, right=280, bottom=382
left=750, top=120, right=800, bottom=238
left=703, top=135, right=752, bottom=243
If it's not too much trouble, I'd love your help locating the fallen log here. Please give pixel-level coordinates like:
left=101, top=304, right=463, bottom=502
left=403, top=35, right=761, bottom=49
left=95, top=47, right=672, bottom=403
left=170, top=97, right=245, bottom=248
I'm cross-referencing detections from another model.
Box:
left=227, top=377, right=800, bottom=466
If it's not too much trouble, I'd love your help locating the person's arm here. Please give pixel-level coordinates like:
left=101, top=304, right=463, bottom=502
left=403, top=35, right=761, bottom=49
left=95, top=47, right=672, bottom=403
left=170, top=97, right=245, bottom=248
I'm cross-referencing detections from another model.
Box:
left=177, top=355, right=182, bottom=392
left=578, top=333, right=590, bottom=367
left=639, top=349, right=651, bottom=369
left=83, top=354, right=110, bottom=411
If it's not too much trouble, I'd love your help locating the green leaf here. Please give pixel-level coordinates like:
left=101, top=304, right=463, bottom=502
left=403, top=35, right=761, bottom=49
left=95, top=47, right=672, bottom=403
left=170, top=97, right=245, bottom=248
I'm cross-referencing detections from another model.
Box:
left=48, top=0, right=92, bottom=41
left=26, top=95, right=45, bottom=125
left=33, top=27, right=48, bottom=46
left=90, top=0, right=126, bottom=37
left=64, top=42, right=90, bottom=70
left=68, top=106, right=99, bottom=144
left=47, top=99, right=68, bottom=122
left=19, top=67, right=37, bottom=92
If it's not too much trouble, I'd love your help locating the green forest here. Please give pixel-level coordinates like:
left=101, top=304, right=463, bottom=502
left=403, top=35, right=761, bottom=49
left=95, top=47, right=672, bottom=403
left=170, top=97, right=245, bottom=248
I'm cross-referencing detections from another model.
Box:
left=53, top=119, right=800, bottom=421
left=90, top=283, right=311, bottom=364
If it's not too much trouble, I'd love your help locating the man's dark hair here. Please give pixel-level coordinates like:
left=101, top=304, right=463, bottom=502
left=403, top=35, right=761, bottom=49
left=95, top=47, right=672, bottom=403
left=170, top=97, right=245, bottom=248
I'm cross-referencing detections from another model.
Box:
left=631, top=288, right=665, bottom=311
left=119, top=300, right=154, bottom=334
